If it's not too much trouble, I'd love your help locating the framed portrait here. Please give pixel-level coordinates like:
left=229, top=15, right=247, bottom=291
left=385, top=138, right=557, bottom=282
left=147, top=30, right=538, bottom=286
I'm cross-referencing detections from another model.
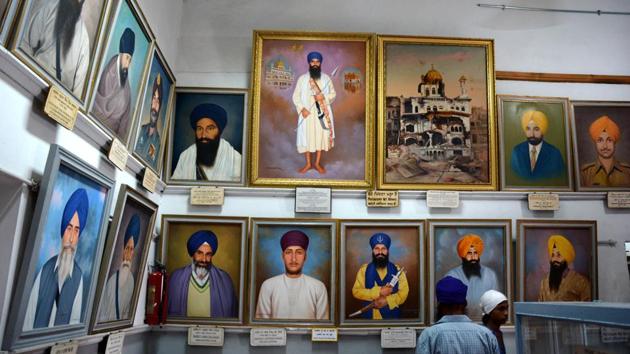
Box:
left=3, top=144, right=114, bottom=351
left=571, top=101, right=630, bottom=191
left=377, top=35, right=498, bottom=190
left=249, top=30, right=375, bottom=188
left=498, top=95, right=574, bottom=191
left=249, top=218, right=336, bottom=326
left=9, top=0, right=110, bottom=104
left=130, top=45, right=175, bottom=174
left=166, top=87, right=248, bottom=186
left=339, top=220, right=425, bottom=326
left=90, top=185, right=157, bottom=333
left=428, top=219, right=512, bottom=323
left=87, top=0, right=153, bottom=145
left=158, top=215, right=248, bottom=325
left=0, top=0, right=19, bottom=45
left=517, top=220, right=597, bottom=302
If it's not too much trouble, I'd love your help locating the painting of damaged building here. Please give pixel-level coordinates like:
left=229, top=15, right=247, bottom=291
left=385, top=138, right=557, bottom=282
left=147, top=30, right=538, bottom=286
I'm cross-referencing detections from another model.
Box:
left=379, top=38, right=497, bottom=189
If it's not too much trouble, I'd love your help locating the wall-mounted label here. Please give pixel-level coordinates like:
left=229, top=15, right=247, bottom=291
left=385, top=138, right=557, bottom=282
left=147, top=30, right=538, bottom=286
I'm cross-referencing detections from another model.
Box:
left=528, top=193, right=559, bottom=210
left=367, top=190, right=399, bottom=207
left=190, top=187, right=224, bottom=205
left=380, top=328, right=416, bottom=348
left=108, top=138, right=128, bottom=171
left=607, top=192, right=630, bottom=208
left=50, top=342, right=78, bottom=354
left=601, top=327, right=630, bottom=343
left=142, top=169, right=158, bottom=193
left=250, top=328, right=286, bottom=346
left=105, top=332, right=125, bottom=354
left=44, top=86, right=78, bottom=130
left=426, top=191, right=459, bottom=208
left=295, top=187, right=331, bottom=213
left=188, top=327, right=224, bottom=346
left=311, top=328, right=338, bottom=342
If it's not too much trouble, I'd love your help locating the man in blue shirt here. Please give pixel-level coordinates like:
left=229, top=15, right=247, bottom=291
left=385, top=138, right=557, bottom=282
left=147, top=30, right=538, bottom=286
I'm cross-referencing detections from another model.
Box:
left=417, top=276, right=500, bottom=354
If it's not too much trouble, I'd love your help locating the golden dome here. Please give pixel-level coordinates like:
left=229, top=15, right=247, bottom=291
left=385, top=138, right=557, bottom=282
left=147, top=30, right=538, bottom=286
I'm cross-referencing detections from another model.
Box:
left=423, top=65, right=443, bottom=84
left=275, top=60, right=285, bottom=70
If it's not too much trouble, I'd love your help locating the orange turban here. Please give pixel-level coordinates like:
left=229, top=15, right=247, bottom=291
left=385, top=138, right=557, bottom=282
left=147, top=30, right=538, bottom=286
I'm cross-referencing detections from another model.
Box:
left=457, top=234, right=484, bottom=258
left=547, top=235, right=575, bottom=263
left=521, top=110, right=549, bottom=135
left=589, top=115, right=620, bottom=142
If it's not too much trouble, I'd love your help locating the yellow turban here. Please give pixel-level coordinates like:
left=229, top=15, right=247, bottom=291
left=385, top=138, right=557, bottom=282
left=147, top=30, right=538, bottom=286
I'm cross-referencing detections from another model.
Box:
left=457, top=234, right=484, bottom=258
left=547, top=235, right=575, bottom=263
left=589, top=115, right=620, bottom=142
left=521, top=110, right=549, bottom=135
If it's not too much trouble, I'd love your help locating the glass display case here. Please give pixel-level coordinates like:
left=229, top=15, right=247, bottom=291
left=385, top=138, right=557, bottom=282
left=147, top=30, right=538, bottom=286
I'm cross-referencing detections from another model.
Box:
left=515, top=302, right=630, bottom=354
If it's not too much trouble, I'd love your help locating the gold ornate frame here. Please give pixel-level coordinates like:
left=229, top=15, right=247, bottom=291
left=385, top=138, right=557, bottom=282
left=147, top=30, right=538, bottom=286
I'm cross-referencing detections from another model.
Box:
left=249, top=30, right=375, bottom=188
left=377, top=35, right=498, bottom=190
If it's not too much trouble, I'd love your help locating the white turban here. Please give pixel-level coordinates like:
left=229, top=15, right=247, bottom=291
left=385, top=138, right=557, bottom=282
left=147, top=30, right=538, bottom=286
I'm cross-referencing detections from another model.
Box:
left=480, top=290, right=507, bottom=315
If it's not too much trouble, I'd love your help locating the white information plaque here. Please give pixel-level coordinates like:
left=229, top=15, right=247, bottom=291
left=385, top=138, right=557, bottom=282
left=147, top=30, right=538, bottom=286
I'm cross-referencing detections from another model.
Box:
left=311, top=328, right=338, bottom=342
left=250, top=328, right=287, bottom=347
left=528, top=193, right=560, bottom=210
left=108, top=138, right=129, bottom=171
left=142, top=169, right=158, bottom=193
left=188, top=326, right=224, bottom=346
left=380, top=328, right=416, bottom=348
left=190, top=186, right=225, bottom=206
left=50, top=342, right=78, bottom=354
left=105, top=332, right=125, bottom=354
left=601, top=327, right=630, bottom=343
left=607, top=192, right=630, bottom=208
left=366, top=190, right=399, bottom=207
left=295, top=187, right=331, bottom=213
left=44, top=85, right=78, bottom=130
left=426, top=191, right=459, bottom=208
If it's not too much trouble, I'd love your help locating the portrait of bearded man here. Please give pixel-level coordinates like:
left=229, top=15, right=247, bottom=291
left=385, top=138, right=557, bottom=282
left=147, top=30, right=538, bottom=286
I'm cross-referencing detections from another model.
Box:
left=538, top=235, right=591, bottom=302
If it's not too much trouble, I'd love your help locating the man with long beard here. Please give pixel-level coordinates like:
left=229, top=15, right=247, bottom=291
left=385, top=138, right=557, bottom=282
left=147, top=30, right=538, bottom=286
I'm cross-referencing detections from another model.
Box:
left=352, top=233, right=409, bottom=319
left=98, top=214, right=141, bottom=321
left=167, top=230, right=237, bottom=318
left=256, top=230, right=329, bottom=319
left=510, top=110, right=565, bottom=180
left=92, top=28, right=135, bottom=138
left=292, top=51, right=336, bottom=174
left=135, top=73, right=163, bottom=166
left=171, top=103, right=242, bottom=181
left=22, top=0, right=90, bottom=97
left=538, top=234, right=591, bottom=301
left=23, top=188, right=89, bottom=330
left=445, top=234, right=498, bottom=319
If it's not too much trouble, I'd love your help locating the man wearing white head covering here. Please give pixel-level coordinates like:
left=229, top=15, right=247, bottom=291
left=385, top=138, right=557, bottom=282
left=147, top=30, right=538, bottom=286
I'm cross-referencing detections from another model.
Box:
left=480, top=290, right=508, bottom=354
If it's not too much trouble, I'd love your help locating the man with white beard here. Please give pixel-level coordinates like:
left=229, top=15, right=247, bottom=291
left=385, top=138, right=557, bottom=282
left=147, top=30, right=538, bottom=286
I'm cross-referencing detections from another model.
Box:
left=23, top=188, right=89, bottom=330
left=98, top=214, right=141, bottom=321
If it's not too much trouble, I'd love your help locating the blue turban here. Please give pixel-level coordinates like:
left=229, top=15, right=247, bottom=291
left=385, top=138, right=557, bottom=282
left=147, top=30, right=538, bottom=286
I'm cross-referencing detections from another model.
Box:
left=436, top=276, right=468, bottom=305
left=124, top=214, right=141, bottom=247
left=307, top=51, right=323, bottom=63
left=189, top=103, right=227, bottom=133
left=187, top=230, right=218, bottom=256
left=369, top=233, right=391, bottom=249
left=60, top=188, right=89, bottom=238
left=280, top=230, right=309, bottom=251
left=119, top=28, right=135, bottom=56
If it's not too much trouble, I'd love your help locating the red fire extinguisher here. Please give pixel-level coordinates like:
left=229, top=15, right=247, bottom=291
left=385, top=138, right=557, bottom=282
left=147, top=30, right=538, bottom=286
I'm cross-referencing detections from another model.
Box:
left=145, top=262, right=167, bottom=325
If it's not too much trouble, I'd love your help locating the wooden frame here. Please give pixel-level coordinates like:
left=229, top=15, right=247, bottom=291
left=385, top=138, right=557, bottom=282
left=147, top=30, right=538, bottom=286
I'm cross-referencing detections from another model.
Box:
left=377, top=35, right=498, bottom=190
left=427, top=219, right=512, bottom=323
left=516, top=219, right=597, bottom=302
left=249, top=30, right=375, bottom=188
left=9, top=0, right=111, bottom=105
left=90, top=185, right=157, bottom=333
left=158, top=215, right=248, bottom=325
left=165, top=87, right=249, bottom=186
left=130, top=43, right=175, bottom=174
left=339, top=219, right=425, bottom=326
left=570, top=101, right=630, bottom=191
left=0, top=0, right=19, bottom=45
left=498, top=95, right=574, bottom=191
left=2, top=144, right=114, bottom=351
left=248, top=218, right=337, bottom=326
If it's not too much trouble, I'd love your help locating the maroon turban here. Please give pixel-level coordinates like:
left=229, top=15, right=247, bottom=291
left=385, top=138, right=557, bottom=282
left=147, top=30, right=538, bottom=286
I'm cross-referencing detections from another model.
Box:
left=280, top=230, right=309, bottom=251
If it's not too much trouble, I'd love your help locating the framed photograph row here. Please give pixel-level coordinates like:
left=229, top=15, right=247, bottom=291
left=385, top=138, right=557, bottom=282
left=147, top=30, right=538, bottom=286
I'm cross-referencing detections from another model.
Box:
left=4, top=0, right=176, bottom=175
left=157, top=216, right=597, bottom=328
left=2, top=144, right=159, bottom=351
